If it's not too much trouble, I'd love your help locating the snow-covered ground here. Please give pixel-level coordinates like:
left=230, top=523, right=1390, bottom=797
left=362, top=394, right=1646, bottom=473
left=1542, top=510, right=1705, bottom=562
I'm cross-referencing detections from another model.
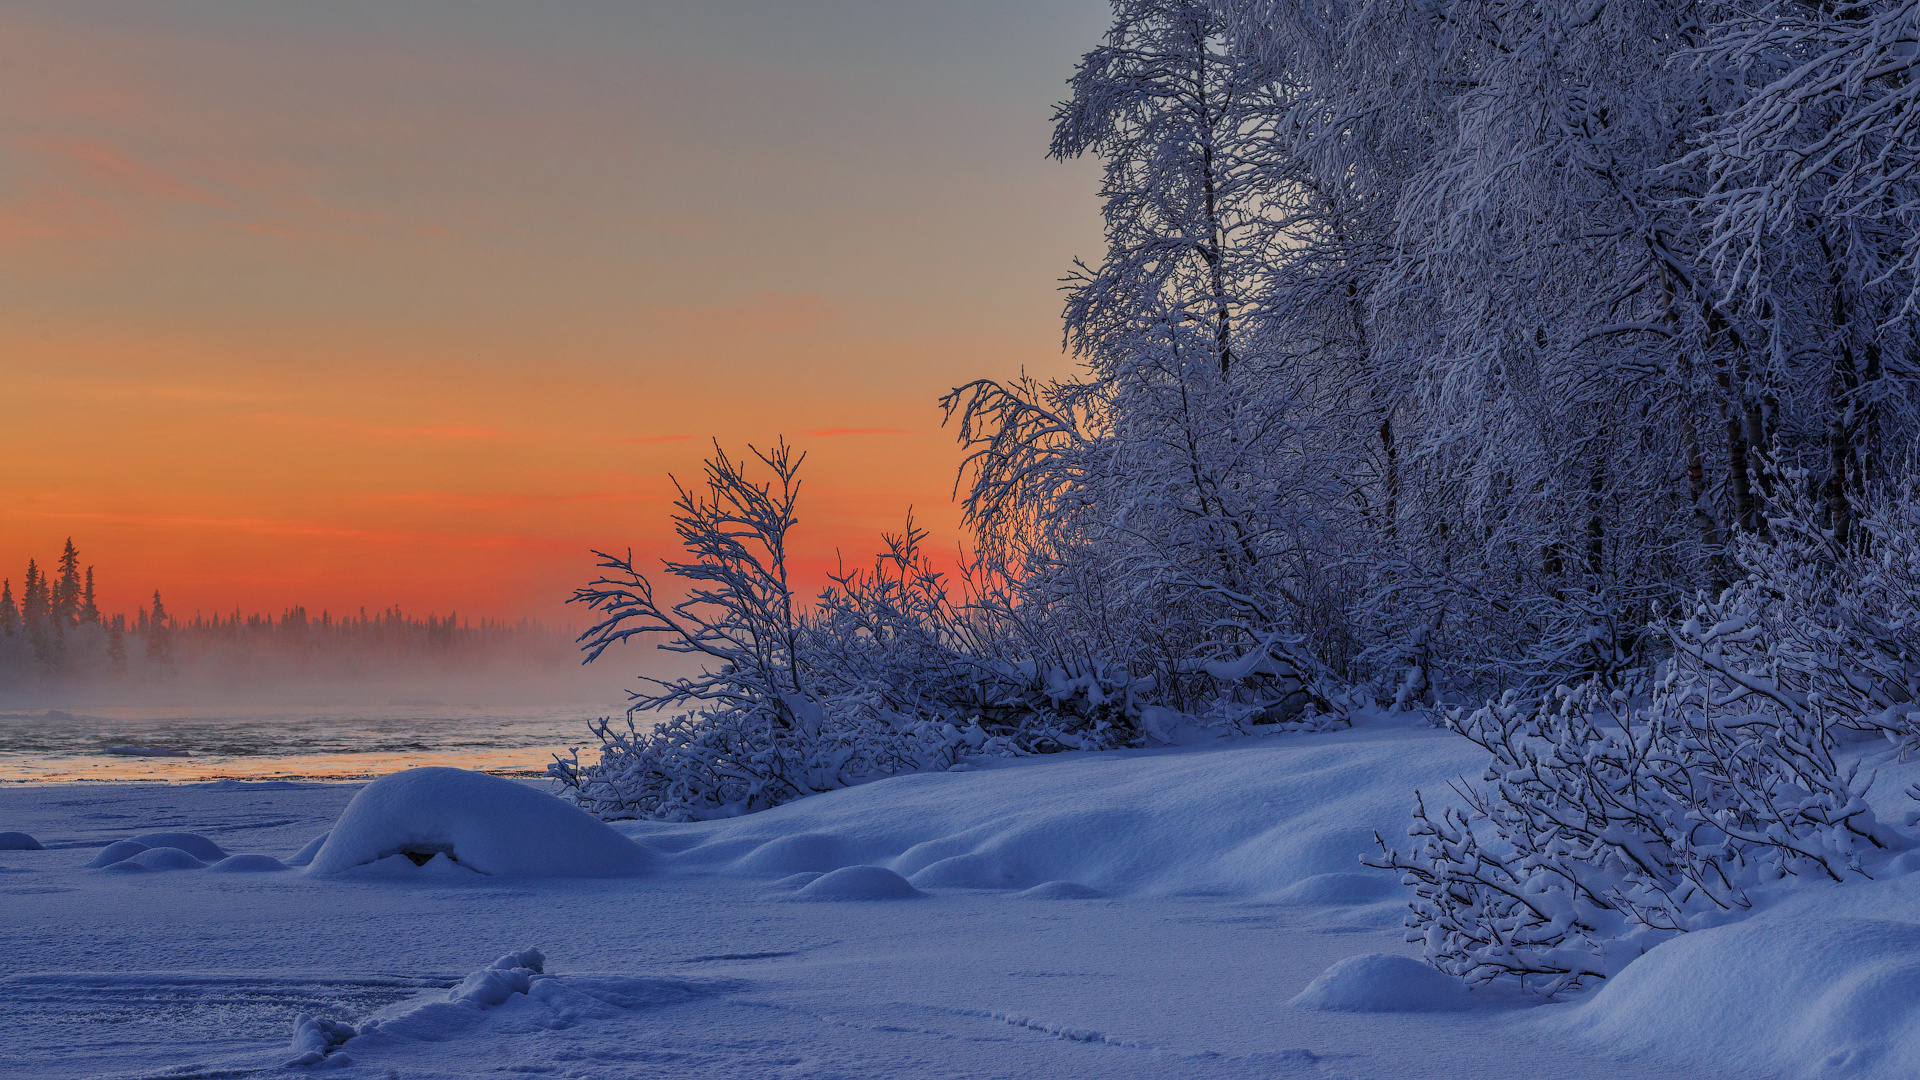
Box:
left=3, top=713, right=1917, bottom=1079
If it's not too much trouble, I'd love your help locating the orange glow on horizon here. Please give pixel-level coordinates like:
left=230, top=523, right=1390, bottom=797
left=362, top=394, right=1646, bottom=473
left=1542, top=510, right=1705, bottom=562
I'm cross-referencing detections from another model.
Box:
left=0, top=1, right=1106, bottom=633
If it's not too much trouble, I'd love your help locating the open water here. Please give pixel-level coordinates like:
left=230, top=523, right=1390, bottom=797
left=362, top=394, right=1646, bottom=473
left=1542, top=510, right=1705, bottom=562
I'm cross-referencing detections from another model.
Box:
left=0, top=703, right=621, bottom=783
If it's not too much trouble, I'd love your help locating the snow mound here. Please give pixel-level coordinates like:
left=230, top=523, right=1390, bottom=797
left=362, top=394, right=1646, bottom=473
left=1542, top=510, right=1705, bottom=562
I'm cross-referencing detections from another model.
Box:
left=0, top=831, right=42, bottom=850
left=735, top=832, right=846, bottom=874
left=285, top=833, right=328, bottom=866
left=308, top=768, right=650, bottom=878
left=208, top=853, right=288, bottom=873
left=1548, top=917, right=1920, bottom=1079
left=97, top=861, right=149, bottom=874
left=1290, top=953, right=1476, bottom=1013
left=285, top=1013, right=357, bottom=1068
left=131, top=832, right=226, bottom=861
left=86, top=841, right=150, bottom=868
left=795, top=865, right=922, bottom=900
left=768, top=872, right=825, bottom=891
left=1271, top=871, right=1402, bottom=906
left=281, top=947, right=744, bottom=1069
left=1020, top=880, right=1105, bottom=899
left=647, top=731, right=1486, bottom=897
left=124, top=847, right=207, bottom=871
left=450, top=948, right=545, bottom=1006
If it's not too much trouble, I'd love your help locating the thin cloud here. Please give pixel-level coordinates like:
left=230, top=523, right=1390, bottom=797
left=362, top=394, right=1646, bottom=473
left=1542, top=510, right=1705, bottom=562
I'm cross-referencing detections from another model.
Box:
left=253, top=414, right=523, bottom=441
left=23, top=136, right=226, bottom=209
left=367, top=490, right=662, bottom=510
left=373, top=424, right=515, bottom=439
left=9, top=508, right=544, bottom=547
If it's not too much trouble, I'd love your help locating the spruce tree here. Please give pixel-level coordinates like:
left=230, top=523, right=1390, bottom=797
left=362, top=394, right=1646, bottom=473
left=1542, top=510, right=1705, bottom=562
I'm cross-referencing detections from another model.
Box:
left=52, top=539, right=81, bottom=628
left=21, top=560, right=46, bottom=633
left=106, top=614, right=126, bottom=672
left=146, top=589, right=173, bottom=666
left=0, top=579, right=15, bottom=637
left=80, top=567, right=100, bottom=626
left=21, top=560, right=50, bottom=673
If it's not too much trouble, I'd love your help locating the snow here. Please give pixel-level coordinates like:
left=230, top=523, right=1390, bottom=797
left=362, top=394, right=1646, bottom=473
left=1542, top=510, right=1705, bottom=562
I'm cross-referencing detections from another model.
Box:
left=635, top=720, right=1484, bottom=898
left=795, top=864, right=923, bottom=900
left=305, top=766, right=650, bottom=878
left=131, top=832, right=226, bottom=861
left=208, top=853, right=289, bottom=873
left=122, top=846, right=207, bottom=870
left=286, top=831, right=328, bottom=866
left=1547, top=917, right=1920, bottom=1079
left=1021, top=880, right=1106, bottom=899
left=2, top=716, right=1916, bottom=1079
left=1290, top=953, right=1478, bottom=1013
left=0, top=830, right=41, bottom=850
left=85, top=840, right=150, bottom=868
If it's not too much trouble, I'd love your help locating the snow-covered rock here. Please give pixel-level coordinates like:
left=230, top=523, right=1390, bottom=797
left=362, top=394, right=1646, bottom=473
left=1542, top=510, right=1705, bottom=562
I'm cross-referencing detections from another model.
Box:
left=307, top=768, right=650, bottom=878
left=1291, top=953, right=1477, bottom=1013
left=1548, top=917, right=1920, bottom=1079
left=795, top=864, right=922, bottom=900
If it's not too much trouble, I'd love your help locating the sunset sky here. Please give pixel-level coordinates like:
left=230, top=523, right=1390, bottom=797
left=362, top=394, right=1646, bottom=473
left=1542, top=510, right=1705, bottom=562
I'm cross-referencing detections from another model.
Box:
left=0, top=0, right=1107, bottom=626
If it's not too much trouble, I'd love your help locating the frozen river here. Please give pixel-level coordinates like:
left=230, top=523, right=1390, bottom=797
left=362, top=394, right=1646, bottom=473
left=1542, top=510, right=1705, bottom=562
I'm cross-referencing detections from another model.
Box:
left=0, top=703, right=614, bottom=783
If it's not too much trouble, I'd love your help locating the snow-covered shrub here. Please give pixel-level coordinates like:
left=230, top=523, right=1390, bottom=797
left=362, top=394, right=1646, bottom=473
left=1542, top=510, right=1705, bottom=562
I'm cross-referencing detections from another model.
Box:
left=1369, top=484, right=1920, bottom=994
left=551, top=442, right=996, bottom=821
left=1353, top=567, right=1665, bottom=721
left=1370, top=659, right=1912, bottom=996
left=1680, top=485, right=1920, bottom=755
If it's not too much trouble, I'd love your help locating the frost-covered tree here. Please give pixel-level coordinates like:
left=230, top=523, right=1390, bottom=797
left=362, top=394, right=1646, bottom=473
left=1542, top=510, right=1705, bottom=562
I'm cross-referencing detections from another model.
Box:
left=946, top=0, right=1354, bottom=733
left=552, top=443, right=993, bottom=820
left=1689, top=0, right=1920, bottom=547
left=562, top=0, right=1920, bottom=838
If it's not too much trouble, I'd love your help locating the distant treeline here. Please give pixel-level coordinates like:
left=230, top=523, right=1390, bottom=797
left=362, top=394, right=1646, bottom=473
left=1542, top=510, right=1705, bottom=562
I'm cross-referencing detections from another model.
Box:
left=0, top=539, right=572, bottom=690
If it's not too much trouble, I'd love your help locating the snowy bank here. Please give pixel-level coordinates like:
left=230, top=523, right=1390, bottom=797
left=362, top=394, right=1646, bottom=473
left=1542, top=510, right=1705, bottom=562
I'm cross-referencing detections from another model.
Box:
left=636, top=723, right=1487, bottom=898
left=1546, top=916, right=1920, bottom=1079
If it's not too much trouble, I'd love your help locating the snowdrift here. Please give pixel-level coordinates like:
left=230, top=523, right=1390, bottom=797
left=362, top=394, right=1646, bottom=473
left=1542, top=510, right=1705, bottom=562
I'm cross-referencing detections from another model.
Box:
left=637, top=725, right=1485, bottom=897
left=308, top=767, right=651, bottom=877
left=794, top=864, right=922, bottom=900
left=284, top=948, right=741, bottom=1070
left=1547, top=916, right=1920, bottom=1079
left=1290, top=953, right=1477, bottom=1013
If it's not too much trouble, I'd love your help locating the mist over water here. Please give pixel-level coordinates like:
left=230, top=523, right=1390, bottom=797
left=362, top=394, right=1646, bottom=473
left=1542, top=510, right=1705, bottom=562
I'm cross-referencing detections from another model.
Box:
left=0, top=703, right=624, bottom=782
left=0, top=660, right=662, bottom=783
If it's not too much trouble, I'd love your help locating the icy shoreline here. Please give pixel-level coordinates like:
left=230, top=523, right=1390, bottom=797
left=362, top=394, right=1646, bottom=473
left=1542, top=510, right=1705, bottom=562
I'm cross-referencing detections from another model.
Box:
left=3, top=721, right=1917, bottom=1078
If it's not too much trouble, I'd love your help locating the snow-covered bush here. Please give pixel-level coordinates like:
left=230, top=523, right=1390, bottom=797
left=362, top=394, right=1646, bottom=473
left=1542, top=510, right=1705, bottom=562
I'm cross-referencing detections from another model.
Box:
left=1681, top=485, right=1920, bottom=755
left=1369, top=672, right=1909, bottom=996
left=1368, top=518, right=1920, bottom=995
left=551, top=442, right=997, bottom=821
